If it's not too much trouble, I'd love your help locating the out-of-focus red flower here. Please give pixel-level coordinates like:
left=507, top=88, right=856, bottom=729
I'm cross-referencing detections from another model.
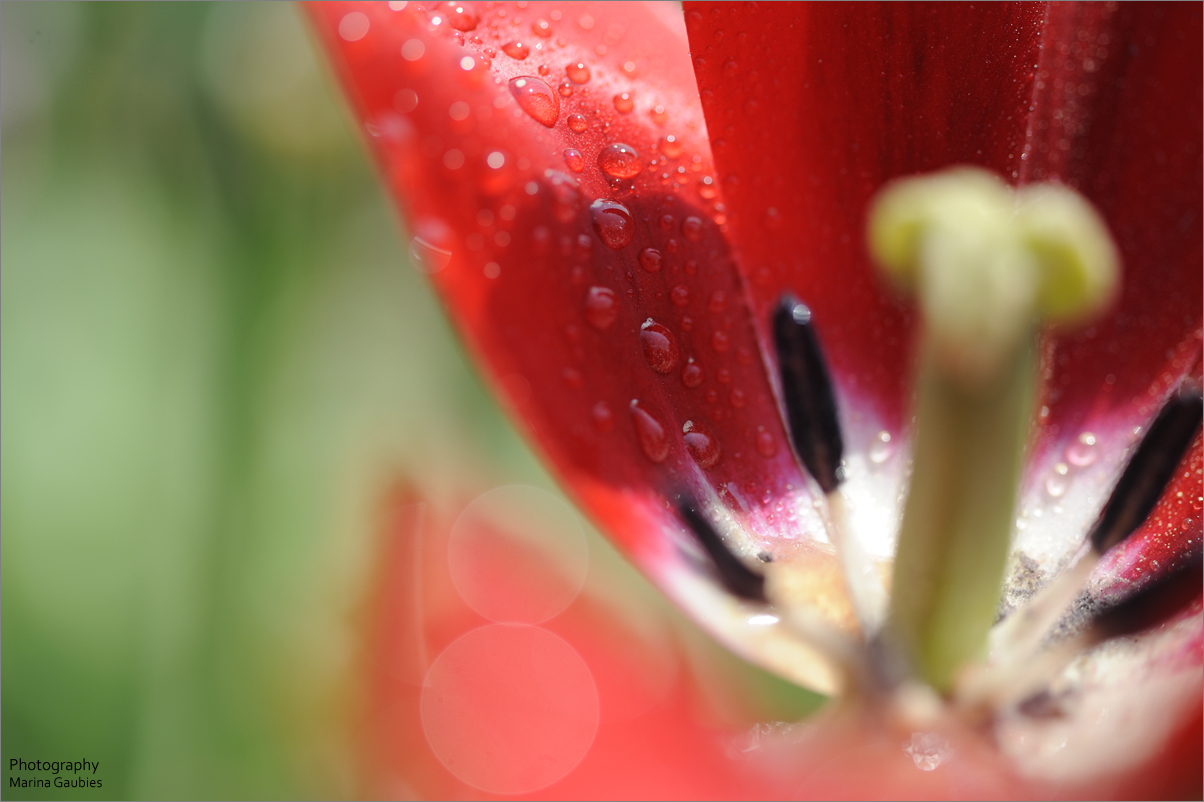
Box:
left=306, top=2, right=1201, bottom=798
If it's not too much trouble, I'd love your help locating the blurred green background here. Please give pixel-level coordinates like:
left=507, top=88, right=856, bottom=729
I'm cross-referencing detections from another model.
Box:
left=1, top=3, right=539, bottom=797
left=1, top=4, right=822, bottom=799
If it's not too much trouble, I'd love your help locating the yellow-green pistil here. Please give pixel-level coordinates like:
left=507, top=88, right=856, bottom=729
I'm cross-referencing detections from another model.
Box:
left=868, top=167, right=1119, bottom=691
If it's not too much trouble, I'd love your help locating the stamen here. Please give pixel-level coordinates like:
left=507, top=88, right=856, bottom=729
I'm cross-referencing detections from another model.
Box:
left=969, top=554, right=1203, bottom=712
left=772, top=295, right=886, bottom=634
left=772, top=295, right=844, bottom=494
left=678, top=498, right=766, bottom=602
left=990, top=384, right=1202, bottom=661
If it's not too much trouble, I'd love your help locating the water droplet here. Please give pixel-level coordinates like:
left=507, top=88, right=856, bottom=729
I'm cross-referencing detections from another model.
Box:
left=563, top=148, right=585, bottom=172
left=567, top=113, right=588, bottom=133
left=658, top=135, right=684, bottom=159
left=394, top=88, right=419, bottom=113
left=698, top=175, right=717, bottom=199
left=509, top=76, right=559, bottom=127
left=711, top=330, right=730, bottom=353
left=755, top=427, right=777, bottom=458
left=584, top=286, right=618, bottom=330
left=722, top=57, right=738, bottom=77
left=538, top=63, right=550, bottom=76
left=681, top=359, right=704, bottom=388
left=682, top=216, right=703, bottom=242
left=613, top=92, right=634, bottom=113
left=630, top=400, right=670, bottom=463
left=680, top=315, right=693, bottom=332
left=1046, top=473, right=1068, bottom=498
left=704, top=388, right=718, bottom=404
left=566, top=61, right=591, bottom=84
left=558, top=78, right=573, bottom=97
left=640, top=319, right=679, bottom=374
left=670, top=285, right=690, bottom=307
left=597, top=143, right=641, bottom=179
left=561, top=367, right=584, bottom=389
left=683, top=420, right=721, bottom=468
left=707, top=290, right=726, bottom=313
left=869, top=431, right=894, bottom=464
left=502, top=40, right=530, bottom=59
left=1067, top=432, right=1098, bottom=467
left=763, top=207, right=782, bottom=230
left=590, top=199, right=634, bottom=249
left=649, top=104, right=668, bottom=125
left=716, top=368, right=731, bottom=384
left=592, top=401, right=614, bottom=432
left=729, top=388, right=746, bottom=408
left=409, top=217, right=454, bottom=273
left=639, top=248, right=663, bottom=273
left=531, top=19, right=552, bottom=37
left=446, top=3, right=479, bottom=31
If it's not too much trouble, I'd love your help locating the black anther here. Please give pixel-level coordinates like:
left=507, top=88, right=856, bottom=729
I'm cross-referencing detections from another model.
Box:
left=1089, top=385, right=1203, bottom=554
left=678, top=498, right=766, bottom=602
left=773, top=295, right=845, bottom=494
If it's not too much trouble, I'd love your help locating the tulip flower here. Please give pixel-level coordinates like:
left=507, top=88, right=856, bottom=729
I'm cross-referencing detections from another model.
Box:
left=306, top=2, right=1201, bottom=798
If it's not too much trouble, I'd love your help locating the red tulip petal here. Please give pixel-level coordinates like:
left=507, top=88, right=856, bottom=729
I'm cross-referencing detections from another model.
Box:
left=306, top=1, right=853, bottom=692
left=685, top=2, right=1046, bottom=437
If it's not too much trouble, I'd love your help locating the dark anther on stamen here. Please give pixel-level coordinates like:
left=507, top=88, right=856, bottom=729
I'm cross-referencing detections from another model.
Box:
left=1088, top=384, right=1203, bottom=554
left=772, top=295, right=845, bottom=494
left=1089, top=554, right=1203, bottom=641
left=678, top=497, right=766, bottom=602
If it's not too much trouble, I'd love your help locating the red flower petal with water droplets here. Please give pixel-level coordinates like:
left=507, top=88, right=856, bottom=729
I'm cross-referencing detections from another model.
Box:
left=306, top=1, right=854, bottom=693
left=309, top=2, right=1202, bottom=797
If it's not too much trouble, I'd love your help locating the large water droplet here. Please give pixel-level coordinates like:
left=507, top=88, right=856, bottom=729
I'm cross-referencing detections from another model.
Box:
left=613, top=92, right=634, bottom=113
left=589, top=199, right=634, bottom=249
left=531, top=18, right=553, bottom=37
left=545, top=170, right=581, bottom=223
left=640, top=319, right=679, bottom=374
left=563, top=149, right=585, bottom=173
left=681, top=216, right=703, bottom=242
left=755, top=427, right=777, bottom=458
left=639, top=248, right=663, bottom=273
left=631, top=401, right=670, bottom=463
left=869, top=431, right=894, bottom=464
left=681, top=359, right=704, bottom=388
left=567, top=113, right=587, bottom=133
left=584, top=286, right=618, bottom=330
left=1066, top=432, right=1098, bottom=467
left=502, top=40, right=530, bottom=59
left=446, top=3, right=479, bottom=31
left=597, top=143, right=641, bottom=179
left=509, top=76, right=559, bottom=127
left=649, top=104, right=668, bottom=125
left=683, top=420, right=721, bottom=468
left=566, top=61, right=590, bottom=84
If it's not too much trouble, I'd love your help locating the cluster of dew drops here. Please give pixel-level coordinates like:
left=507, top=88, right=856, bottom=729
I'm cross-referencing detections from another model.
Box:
left=351, top=1, right=748, bottom=473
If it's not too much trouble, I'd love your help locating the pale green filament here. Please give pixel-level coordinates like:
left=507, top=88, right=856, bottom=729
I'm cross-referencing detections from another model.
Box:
left=868, top=167, right=1119, bottom=691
